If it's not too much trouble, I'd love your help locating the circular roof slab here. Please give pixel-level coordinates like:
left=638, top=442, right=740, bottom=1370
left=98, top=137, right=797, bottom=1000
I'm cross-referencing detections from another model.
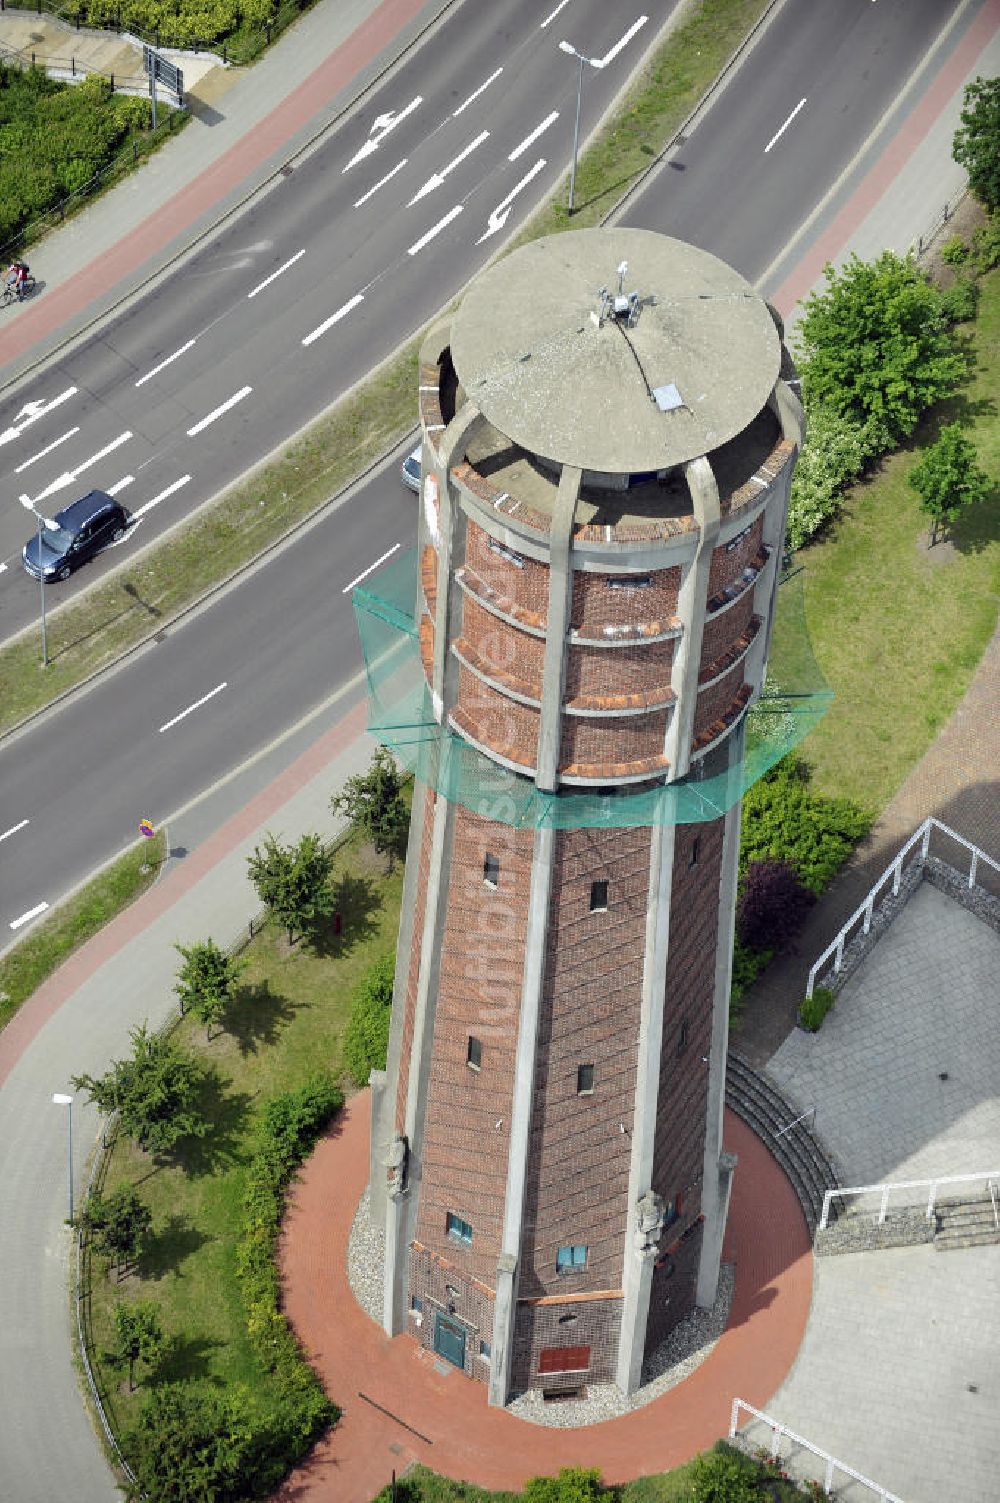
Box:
left=450, top=228, right=780, bottom=474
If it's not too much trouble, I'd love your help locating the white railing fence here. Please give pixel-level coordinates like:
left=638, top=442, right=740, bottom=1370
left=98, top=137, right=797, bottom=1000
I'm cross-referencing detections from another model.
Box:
left=729, top=1398, right=905, bottom=1501
left=806, top=818, right=1000, bottom=998
left=819, top=1168, right=1000, bottom=1232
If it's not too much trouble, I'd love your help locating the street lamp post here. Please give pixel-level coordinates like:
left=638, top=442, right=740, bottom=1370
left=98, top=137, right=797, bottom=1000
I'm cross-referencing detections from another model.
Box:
left=52, top=1093, right=74, bottom=1224
left=19, top=494, right=57, bottom=668
left=559, top=40, right=601, bottom=215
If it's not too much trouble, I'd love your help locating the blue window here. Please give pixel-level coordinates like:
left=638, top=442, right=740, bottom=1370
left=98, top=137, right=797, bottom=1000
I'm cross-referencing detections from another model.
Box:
left=479, top=1339, right=491, bottom=1359
left=447, top=1212, right=473, bottom=1245
left=556, top=1244, right=588, bottom=1273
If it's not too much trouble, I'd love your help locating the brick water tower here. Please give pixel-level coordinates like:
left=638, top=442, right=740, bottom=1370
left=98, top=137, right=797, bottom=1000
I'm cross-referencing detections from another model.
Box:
left=365, top=227, right=804, bottom=1406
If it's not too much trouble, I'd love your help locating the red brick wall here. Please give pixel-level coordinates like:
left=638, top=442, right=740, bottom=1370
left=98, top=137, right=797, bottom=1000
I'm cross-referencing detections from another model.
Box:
left=408, top=1245, right=495, bottom=1383
left=707, top=515, right=764, bottom=600
left=512, top=1297, right=623, bottom=1392
left=395, top=788, right=437, bottom=1135
left=456, top=664, right=540, bottom=769
left=413, top=807, right=534, bottom=1286
left=465, top=521, right=549, bottom=623
left=571, top=568, right=680, bottom=636
left=560, top=710, right=667, bottom=772
left=461, top=596, right=545, bottom=691
left=692, top=663, right=747, bottom=742
left=698, top=593, right=755, bottom=676
left=564, top=640, right=675, bottom=701
left=517, top=827, right=649, bottom=1301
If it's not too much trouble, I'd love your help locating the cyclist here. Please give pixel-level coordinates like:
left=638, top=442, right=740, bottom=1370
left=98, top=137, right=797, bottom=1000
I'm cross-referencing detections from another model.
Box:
left=6, top=261, right=30, bottom=299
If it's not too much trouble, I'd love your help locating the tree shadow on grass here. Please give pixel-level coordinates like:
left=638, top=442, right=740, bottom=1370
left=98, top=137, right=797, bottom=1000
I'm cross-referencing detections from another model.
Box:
left=310, top=872, right=383, bottom=960
left=162, top=1069, right=254, bottom=1179
left=152, top=1332, right=225, bottom=1385
left=223, top=978, right=300, bottom=1059
left=139, top=1213, right=208, bottom=1282
left=951, top=481, right=1000, bottom=556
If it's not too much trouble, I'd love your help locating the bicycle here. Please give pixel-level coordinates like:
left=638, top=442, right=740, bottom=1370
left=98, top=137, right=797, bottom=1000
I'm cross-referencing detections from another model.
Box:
left=2, top=275, right=37, bottom=307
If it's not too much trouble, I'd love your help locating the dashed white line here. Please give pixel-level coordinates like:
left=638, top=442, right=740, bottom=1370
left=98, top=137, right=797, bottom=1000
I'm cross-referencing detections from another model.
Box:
left=14, top=427, right=80, bottom=474
left=159, top=681, right=228, bottom=734
left=343, top=544, right=401, bottom=593
left=135, top=340, right=196, bottom=388
left=354, top=160, right=408, bottom=208
left=764, top=97, right=807, bottom=153
left=10, top=901, right=48, bottom=931
left=540, top=0, right=570, bottom=26
left=247, top=250, right=306, bottom=299
left=509, top=111, right=559, bottom=161
left=0, top=386, right=78, bottom=448
left=453, top=68, right=503, bottom=116
left=186, top=387, right=253, bottom=437
left=407, top=205, right=463, bottom=256
left=594, top=15, right=648, bottom=67
left=0, top=819, right=29, bottom=843
left=107, top=475, right=135, bottom=496
left=132, top=475, right=192, bottom=518
left=302, top=294, right=366, bottom=347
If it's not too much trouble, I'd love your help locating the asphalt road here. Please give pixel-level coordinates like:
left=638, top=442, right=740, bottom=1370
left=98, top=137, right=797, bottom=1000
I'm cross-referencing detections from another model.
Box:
left=0, top=0, right=974, bottom=939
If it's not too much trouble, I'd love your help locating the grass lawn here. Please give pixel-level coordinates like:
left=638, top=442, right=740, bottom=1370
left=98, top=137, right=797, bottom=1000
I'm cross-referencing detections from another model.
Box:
left=84, top=826, right=403, bottom=1440
left=789, top=267, right=1000, bottom=809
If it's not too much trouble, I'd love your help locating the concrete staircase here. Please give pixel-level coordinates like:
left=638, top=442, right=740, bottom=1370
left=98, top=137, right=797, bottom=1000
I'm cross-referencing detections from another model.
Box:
left=935, top=1193, right=1000, bottom=1251
left=725, top=1051, right=839, bottom=1237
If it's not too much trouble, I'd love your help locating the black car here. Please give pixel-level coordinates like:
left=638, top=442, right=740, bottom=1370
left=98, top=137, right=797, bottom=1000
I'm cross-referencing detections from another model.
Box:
left=22, top=490, right=132, bottom=582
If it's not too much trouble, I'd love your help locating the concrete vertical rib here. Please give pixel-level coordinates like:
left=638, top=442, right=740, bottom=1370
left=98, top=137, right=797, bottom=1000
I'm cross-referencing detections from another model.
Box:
left=536, top=465, right=581, bottom=791
left=665, top=455, right=720, bottom=778
left=488, top=824, right=555, bottom=1406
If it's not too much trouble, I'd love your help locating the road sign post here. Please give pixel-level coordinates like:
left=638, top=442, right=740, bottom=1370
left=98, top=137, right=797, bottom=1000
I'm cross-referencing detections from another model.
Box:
left=143, top=44, right=184, bottom=125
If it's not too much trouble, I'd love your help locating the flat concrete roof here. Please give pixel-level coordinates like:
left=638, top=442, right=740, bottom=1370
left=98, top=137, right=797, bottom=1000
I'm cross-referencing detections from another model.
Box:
left=450, top=228, right=780, bottom=474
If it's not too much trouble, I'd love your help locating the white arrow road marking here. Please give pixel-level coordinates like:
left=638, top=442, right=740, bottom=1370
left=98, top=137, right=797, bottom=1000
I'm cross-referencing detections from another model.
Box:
left=453, top=68, right=503, bottom=116
left=186, top=387, right=252, bottom=437
left=0, top=819, right=29, bottom=843
left=593, top=15, right=648, bottom=68
left=540, top=0, right=570, bottom=25
left=135, top=340, right=196, bottom=388
left=509, top=112, right=559, bottom=161
left=344, top=96, right=422, bottom=171
left=477, top=159, right=547, bottom=242
left=14, top=427, right=80, bottom=474
left=343, top=543, right=400, bottom=593
left=0, top=386, right=77, bottom=447
left=247, top=250, right=305, bottom=299
left=33, top=431, right=133, bottom=502
left=302, top=294, right=365, bottom=347
left=408, top=131, right=490, bottom=205
left=10, top=901, right=48, bottom=931
left=354, top=160, right=408, bottom=208
left=764, top=97, right=807, bottom=153
left=407, top=206, right=464, bottom=256
left=159, top=681, right=228, bottom=734
left=132, top=475, right=191, bottom=519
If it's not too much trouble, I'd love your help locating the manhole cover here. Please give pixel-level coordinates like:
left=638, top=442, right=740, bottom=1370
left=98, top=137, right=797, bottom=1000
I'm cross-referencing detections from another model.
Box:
left=280, top=164, right=294, bottom=177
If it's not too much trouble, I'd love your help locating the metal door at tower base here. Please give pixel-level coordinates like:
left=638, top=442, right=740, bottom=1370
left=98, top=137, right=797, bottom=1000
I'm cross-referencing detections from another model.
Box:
left=434, top=1311, right=466, bottom=1369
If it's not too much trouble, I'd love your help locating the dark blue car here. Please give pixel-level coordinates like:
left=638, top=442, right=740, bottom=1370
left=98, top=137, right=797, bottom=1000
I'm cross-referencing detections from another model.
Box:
left=22, top=490, right=132, bottom=582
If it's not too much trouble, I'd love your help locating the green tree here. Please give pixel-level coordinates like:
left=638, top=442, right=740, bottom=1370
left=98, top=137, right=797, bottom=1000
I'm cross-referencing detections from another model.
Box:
left=909, top=422, right=991, bottom=545
left=123, top=1382, right=259, bottom=1502
left=331, top=747, right=409, bottom=867
left=343, top=954, right=395, bottom=1086
left=953, top=75, right=1000, bottom=211
left=113, top=1301, right=164, bottom=1391
left=798, top=251, right=965, bottom=445
left=174, top=937, right=243, bottom=1039
left=73, top=1023, right=209, bottom=1156
left=84, top=1184, right=153, bottom=1277
left=524, top=1469, right=610, bottom=1503
left=688, top=1446, right=762, bottom=1502
left=246, top=831, right=335, bottom=946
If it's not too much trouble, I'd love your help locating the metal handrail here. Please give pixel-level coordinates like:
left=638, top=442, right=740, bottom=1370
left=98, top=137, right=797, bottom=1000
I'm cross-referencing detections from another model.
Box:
left=820, top=1168, right=1000, bottom=1232
left=806, top=817, right=1000, bottom=997
left=729, top=1397, right=905, bottom=1501
left=773, top=1104, right=815, bottom=1141
left=989, top=1179, right=999, bottom=1235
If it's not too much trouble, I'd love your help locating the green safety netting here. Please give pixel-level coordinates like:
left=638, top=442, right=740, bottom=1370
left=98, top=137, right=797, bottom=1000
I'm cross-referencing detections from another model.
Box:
left=352, top=548, right=830, bottom=829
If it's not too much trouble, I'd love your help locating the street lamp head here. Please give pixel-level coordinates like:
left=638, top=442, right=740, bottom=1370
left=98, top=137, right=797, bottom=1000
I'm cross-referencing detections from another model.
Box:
left=52, top=1093, right=73, bottom=1106
left=558, top=39, right=577, bottom=55
left=19, top=493, right=34, bottom=512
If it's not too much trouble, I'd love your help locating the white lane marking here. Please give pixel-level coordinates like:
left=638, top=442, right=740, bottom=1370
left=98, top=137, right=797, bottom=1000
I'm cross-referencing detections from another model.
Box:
left=10, top=901, right=48, bottom=931
left=764, top=97, right=807, bottom=153
left=354, top=159, right=408, bottom=208
left=343, top=544, right=400, bottom=593
left=135, top=340, right=197, bottom=388
left=477, top=158, right=548, bottom=242
left=593, top=15, right=648, bottom=68
left=159, top=680, right=228, bottom=734
left=344, top=96, right=422, bottom=171
left=0, top=386, right=77, bottom=448
left=453, top=68, right=503, bottom=116
left=0, top=819, right=29, bottom=843
left=247, top=250, right=306, bottom=299
left=407, top=205, right=464, bottom=256
left=0, top=562, right=7, bottom=574
left=33, top=431, right=133, bottom=502
left=409, top=130, right=490, bottom=205
left=302, top=294, right=365, bottom=347
left=132, top=475, right=192, bottom=518
left=14, top=427, right=80, bottom=473
left=107, top=475, right=135, bottom=495
left=540, top=0, right=570, bottom=25
left=509, top=112, right=559, bottom=161
left=186, top=387, right=252, bottom=437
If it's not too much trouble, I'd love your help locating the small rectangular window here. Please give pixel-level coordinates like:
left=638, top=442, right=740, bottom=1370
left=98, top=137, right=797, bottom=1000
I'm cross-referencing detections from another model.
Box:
left=446, top=1212, right=473, bottom=1244
left=479, top=1340, right=491, bottom=1359
left=577, top=1063, right=595, bottom=1095
left=487, top=538, right=525, bottom=568
left=411, top=1296, right=423, bottom=1314
left=688, top=836, right=701, bottom=868
left=607, top=574, right=652, bottom=590
left=590, top=880, right=608, bottom=912
left=538, top=1344, right=591, bottom=1373
left=556, top=1244, right=588, bottom=1273
left=484, top=852, right=500, bottom=887
left=676, top=1019, right=689, bottom=1057
left=467, top=1035, right=482, bottom=1071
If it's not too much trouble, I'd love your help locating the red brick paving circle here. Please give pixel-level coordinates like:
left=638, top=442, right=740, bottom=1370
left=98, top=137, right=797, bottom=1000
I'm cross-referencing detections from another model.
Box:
left=278, top=1094, right=812, bottom=1502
